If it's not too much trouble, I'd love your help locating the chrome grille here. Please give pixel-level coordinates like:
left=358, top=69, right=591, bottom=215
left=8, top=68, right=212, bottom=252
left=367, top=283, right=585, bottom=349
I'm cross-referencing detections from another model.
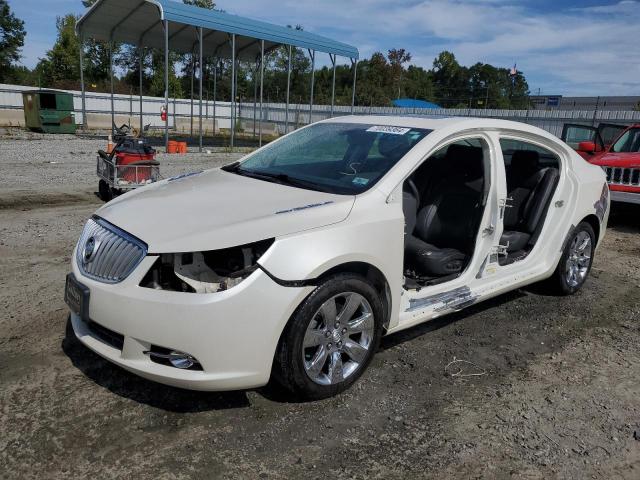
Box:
left=602, top=166, right=640, bottom=186
left=76, top=217, right=147, bottom=283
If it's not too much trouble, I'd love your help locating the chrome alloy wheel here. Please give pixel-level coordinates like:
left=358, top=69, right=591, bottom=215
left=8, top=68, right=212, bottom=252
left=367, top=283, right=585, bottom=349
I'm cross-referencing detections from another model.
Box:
left=565, top=231, right=593, bottom=288
left=302, top=292, right=375, bottom=386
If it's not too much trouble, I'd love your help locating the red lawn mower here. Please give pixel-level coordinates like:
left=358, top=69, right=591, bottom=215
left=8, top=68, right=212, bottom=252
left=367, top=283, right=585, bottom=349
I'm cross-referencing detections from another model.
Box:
left=97, top=123, right=161, bottom=201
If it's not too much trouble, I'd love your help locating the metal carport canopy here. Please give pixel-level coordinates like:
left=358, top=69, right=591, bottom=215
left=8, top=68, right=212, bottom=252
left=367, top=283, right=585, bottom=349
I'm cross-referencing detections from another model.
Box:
left=76, top=0, right=359, bottom=60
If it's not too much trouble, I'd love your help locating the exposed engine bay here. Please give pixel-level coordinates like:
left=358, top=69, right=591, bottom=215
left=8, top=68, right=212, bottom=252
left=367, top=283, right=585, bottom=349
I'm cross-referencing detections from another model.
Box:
left=140, top=239, right=274, bottom=293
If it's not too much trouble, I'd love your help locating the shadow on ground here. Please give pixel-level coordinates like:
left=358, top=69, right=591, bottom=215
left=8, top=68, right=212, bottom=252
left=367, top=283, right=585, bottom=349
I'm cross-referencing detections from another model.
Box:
left=61, top=317, right=251, bottom=412
left=62, top=290, right=534, bottom=408
left=608, top=202, right=640, bottom=232
left=380, top=289, right=526, bottom=350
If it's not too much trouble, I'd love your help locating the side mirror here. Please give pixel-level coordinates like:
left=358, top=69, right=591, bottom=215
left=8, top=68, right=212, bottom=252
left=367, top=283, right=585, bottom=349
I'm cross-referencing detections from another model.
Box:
left=577, top=141, right=596, bottom=153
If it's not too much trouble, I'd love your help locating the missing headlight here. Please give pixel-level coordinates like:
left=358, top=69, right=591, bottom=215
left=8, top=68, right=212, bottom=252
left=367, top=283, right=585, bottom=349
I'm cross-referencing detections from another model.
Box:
left=140, top=239, right=274, bottom=293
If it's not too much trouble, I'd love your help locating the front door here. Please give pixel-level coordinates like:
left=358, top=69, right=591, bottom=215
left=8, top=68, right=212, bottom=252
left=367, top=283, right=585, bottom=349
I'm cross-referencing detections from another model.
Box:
left=396, top=134, right=501, bottom=329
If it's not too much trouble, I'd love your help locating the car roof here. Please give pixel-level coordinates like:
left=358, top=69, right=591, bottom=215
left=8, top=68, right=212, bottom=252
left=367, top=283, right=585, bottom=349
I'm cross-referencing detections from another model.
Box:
left=323, top=115, right=559, bottom=140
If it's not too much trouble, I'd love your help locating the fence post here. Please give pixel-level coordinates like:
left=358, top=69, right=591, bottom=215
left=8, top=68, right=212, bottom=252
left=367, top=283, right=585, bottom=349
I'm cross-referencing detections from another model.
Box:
left=592, top=96, right=600, bottom=126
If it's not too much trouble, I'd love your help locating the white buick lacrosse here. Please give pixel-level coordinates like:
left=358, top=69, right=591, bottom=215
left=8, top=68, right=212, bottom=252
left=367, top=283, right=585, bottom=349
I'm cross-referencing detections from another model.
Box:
left=66, top=116, right=609, bottom=399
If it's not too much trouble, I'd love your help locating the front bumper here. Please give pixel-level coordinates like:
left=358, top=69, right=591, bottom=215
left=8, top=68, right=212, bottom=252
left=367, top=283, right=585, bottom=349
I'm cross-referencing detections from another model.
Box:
left=610, top=190, right=640, bottom=205
left=70, top=253, right=312, bottom=391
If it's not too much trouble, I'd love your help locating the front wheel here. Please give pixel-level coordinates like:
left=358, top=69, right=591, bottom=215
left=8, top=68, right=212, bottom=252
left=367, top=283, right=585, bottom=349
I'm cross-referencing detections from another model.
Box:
left=273, top=274, right=384, bottom=400
left=547, top=222, right=595, bottom=295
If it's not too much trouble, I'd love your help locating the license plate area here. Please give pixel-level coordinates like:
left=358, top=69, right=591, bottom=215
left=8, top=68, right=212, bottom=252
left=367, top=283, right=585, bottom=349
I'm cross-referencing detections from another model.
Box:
left=65, top=273, right=90, bottom=321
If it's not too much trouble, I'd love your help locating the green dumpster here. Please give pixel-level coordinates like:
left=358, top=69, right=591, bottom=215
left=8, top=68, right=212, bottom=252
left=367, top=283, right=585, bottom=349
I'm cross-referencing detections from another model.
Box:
left=22, top=90, right=77, bottom=134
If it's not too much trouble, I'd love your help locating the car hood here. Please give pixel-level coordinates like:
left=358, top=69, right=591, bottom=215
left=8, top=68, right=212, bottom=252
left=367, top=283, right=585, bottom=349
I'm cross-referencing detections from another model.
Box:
left=97, top=169, right=355, bottom=253
left=590, top=152, right=640, bottom=167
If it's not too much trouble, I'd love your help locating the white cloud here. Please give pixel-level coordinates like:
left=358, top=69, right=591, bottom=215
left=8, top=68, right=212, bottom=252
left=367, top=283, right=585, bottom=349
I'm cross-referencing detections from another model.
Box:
left=220, top=0, right=640, bottom=95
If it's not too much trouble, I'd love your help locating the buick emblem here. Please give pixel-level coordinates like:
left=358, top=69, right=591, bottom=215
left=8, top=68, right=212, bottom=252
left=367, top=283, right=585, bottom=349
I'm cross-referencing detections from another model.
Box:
left=83, top=236, right=98, bottom=263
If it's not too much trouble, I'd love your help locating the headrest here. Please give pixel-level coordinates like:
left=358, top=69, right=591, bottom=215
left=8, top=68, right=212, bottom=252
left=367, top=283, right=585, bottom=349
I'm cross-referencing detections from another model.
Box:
left=444, top=144, right=484, bottom=180
left=510, top=150, right=540, bottom=182
left=378, top=134, right=411, bottom=161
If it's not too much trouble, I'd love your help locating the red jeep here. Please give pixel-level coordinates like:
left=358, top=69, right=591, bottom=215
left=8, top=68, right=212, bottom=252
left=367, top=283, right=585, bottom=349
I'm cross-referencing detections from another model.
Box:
left=562, top=123, right=640, bottom=205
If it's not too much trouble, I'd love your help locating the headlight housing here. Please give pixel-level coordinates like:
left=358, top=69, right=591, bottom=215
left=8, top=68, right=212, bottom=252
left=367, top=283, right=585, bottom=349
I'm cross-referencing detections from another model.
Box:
left=140, top=239, right=274, bottom=293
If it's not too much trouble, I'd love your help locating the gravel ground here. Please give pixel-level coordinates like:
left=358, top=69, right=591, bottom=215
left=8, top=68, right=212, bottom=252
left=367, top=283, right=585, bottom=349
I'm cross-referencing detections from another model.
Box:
left=1, top=134, right=639, bottom=479
left=0, top=129, right=246, bottom=209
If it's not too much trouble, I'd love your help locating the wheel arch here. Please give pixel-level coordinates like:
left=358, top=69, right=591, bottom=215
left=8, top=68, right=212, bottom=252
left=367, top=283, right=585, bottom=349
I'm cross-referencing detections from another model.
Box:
left=580, top=214, right=601, bottom=245
left=314, top=262, right=393, bottom=331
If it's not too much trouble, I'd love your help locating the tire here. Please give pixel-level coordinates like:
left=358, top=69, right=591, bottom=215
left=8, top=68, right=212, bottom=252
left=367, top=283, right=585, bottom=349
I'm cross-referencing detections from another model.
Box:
left=98, top=180, right=113, bottom=202
left=546, top=222, right=596, bottom=295
left=273, top=273, right=384, bottom=400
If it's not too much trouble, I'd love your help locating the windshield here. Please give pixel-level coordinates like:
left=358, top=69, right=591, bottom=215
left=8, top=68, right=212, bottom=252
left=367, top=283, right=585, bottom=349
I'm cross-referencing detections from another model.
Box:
left=228, top=122, right=431, bottom=195
left=611, top=128, right=640, bottom=153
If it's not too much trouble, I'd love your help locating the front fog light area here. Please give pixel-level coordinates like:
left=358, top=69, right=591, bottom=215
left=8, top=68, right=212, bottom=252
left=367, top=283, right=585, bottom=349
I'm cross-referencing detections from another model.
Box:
left=140, top=238, right=274, bottom=293
left=143, top=347, right=201, bottom=370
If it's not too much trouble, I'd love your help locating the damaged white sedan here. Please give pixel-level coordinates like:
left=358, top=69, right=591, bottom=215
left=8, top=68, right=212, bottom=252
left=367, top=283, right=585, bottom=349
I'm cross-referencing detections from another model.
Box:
left=66, top=116, right=609, bottom=399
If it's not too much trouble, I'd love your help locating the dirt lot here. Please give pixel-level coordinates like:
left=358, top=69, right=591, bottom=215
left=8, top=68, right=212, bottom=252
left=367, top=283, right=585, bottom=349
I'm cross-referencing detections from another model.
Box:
left=1, top=134, right=639, bottom=479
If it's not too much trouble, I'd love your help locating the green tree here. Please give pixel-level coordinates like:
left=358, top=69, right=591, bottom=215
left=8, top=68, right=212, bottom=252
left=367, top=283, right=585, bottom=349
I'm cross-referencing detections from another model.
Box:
left=80, top=0, right=118, bottom=88
left=183, top=0, right=216, bottom=8
left=431, top=51, right=470, bottom=107
left=149, top=50, right=184, bottom=98
left=0, top=0, right=26, bottom=82
left=387, top=48, right=411, bottom=98
left=404, top=65, right=434, bottom=103
left=37, top=15, right=81, bottom=88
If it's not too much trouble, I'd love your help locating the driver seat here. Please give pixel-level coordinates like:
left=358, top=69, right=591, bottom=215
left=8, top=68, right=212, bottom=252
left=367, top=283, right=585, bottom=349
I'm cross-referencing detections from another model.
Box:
left=404, top=145, right=484, bottom=276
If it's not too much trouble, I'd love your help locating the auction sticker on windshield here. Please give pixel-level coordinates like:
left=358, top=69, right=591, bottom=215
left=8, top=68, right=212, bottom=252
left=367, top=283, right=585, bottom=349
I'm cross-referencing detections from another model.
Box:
left=366, top=125, right=411, bottom=135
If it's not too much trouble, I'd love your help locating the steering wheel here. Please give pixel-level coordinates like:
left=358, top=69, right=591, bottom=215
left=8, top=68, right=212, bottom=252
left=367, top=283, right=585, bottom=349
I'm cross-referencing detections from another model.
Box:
left=405, top=177, right=420, bottom=206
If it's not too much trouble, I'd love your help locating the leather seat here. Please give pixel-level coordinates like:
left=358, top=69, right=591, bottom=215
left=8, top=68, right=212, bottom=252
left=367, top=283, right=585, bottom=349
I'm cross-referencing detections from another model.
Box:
left=404, top=144, right=484, bottom=277
left=501, top=150, right=559, bottom=252
left=404, top=235, right=467, bottom=276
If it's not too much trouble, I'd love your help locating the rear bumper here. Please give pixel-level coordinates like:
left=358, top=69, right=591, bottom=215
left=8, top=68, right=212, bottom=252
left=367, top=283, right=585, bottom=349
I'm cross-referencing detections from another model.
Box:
left=70, top=252, right=312, bottom=391
left=610, top=190, right=640, bottom=205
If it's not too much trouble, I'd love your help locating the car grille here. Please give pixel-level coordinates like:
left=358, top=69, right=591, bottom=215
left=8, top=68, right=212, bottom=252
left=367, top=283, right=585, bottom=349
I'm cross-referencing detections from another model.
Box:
left=602, top=166, right=640, bottom=186
left=76, top=217, right=147, bottom=283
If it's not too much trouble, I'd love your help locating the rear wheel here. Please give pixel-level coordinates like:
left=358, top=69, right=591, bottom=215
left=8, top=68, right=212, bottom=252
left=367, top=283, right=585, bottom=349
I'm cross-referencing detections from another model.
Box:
left=547, top=222, right=595, bottom=295
left=273, top=274, right=384, bottom=400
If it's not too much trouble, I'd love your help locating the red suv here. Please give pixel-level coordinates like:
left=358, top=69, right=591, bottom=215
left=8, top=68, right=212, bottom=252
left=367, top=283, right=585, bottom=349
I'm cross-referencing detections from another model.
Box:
left=562, top=123, right=640, bottom=205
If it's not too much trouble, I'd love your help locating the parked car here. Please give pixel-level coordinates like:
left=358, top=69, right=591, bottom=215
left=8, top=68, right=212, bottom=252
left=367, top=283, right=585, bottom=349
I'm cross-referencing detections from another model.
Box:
left=562, top=123, right=640, bottom=205
left=65, top=117, right=609, bottom=399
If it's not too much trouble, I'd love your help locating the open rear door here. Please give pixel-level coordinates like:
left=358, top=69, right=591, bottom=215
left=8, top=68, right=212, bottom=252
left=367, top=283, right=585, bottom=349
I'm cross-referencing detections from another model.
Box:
left=561, top=124, right=602, bottom=150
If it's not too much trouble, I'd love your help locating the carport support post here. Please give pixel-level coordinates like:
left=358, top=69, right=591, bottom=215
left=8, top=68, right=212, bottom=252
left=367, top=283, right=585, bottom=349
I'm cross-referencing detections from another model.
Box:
left=212, top=62, right=217, bottom=135
left=308, top=49, right=315, bottom=124
left=138, top=46, right=143, bottom=133
left=253, top=63, right=258, bottom=137
left=230, top=34, right=236, bottom=148
left=351, top=59, right=358, bottom=114
left=259, top=40, right=264, bottom=147
left=285, top=45, right=292, bottom=134
left=190, top=51, right=194, bottom=138
left=164, top=19, right=169, bottom=151
left=330, top=54, right=336, bottom=118
left=198, top=27, right=203, bottom=152
left=79, top=35, right=87, bottom=130
left=109, top=37, right=115, bottom=136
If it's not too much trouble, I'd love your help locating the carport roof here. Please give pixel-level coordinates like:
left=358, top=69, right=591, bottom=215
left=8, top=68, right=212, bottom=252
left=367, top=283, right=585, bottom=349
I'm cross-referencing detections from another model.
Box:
left=76, top=0, right=359, bottom=60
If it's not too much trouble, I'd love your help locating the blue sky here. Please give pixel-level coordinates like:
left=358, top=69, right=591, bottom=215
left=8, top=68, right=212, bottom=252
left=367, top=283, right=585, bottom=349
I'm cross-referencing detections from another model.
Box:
left=8, top=0, right=640, bottom=96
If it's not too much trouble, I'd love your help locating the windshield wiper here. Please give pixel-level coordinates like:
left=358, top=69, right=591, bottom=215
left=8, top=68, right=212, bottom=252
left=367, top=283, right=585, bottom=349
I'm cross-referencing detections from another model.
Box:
left=221, top=161, right=241, bottom=172
left=230, top=168, right=328, bottom=192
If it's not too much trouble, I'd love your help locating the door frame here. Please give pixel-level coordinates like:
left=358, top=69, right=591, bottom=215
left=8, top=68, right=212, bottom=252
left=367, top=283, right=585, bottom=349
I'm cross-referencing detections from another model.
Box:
left=393, top=131, right=503, bottom=330
left=491, top=131, right=571, bottom=277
